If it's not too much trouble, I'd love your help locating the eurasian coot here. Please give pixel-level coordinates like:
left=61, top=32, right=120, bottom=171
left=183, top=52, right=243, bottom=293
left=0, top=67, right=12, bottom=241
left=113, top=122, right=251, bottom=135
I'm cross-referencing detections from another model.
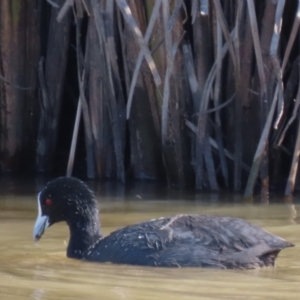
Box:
left=33, top=177, right=293, bottom=269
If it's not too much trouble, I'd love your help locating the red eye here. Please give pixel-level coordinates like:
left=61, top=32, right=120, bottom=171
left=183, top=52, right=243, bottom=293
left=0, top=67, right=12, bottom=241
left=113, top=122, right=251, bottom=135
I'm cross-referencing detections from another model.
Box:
left=45, top=198, right=52, bottom=206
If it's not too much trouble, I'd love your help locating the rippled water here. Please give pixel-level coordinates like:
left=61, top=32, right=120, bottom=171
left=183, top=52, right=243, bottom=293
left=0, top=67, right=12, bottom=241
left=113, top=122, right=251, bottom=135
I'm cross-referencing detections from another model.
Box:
left=0, top=178, right=299, bottom=299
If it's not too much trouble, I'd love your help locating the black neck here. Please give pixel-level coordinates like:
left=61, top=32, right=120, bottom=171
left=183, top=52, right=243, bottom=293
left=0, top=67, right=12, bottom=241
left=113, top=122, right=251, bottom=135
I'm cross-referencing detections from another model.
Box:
left=66, top=212, right=102, bottom=259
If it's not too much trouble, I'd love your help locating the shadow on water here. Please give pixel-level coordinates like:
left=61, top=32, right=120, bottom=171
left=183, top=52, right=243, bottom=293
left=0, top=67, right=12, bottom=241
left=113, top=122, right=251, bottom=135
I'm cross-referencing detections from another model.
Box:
left=0, top=177, right=300, bottom=299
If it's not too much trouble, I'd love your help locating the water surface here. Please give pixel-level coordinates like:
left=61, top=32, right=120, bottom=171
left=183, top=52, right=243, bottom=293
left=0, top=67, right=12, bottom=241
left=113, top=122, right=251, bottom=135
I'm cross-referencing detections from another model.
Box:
left=0, top=179, right=299, bottom=299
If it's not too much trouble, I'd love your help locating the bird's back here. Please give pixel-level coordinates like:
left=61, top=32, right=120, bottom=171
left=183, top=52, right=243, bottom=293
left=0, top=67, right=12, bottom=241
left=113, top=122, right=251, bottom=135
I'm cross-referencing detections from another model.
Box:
left=84, top=214, right=293, bottom=269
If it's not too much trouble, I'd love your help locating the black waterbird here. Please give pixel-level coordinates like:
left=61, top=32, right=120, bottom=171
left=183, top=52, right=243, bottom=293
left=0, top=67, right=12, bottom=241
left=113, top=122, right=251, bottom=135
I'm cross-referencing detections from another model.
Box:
left=33, top=177, right=293, bottom=269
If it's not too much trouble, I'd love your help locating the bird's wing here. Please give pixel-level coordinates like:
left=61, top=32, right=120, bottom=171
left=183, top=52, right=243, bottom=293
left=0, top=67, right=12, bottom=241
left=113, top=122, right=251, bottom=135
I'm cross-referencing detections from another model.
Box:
left=88, top=214, right=292, bottom=268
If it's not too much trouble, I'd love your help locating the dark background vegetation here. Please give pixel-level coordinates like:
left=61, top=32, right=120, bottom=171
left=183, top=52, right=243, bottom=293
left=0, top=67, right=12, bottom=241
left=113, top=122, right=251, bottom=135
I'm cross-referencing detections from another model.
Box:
left=1, top=0, right=300, bottom=198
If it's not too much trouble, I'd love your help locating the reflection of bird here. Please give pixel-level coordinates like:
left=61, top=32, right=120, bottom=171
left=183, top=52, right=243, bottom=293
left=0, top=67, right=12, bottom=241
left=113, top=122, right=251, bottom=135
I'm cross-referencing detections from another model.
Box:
left=33, top=177, right=294, bottom=269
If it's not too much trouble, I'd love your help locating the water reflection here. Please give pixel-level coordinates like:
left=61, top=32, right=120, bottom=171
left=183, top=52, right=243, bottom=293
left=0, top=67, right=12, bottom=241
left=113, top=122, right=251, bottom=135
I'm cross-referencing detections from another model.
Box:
left=284, top=196, right=298, bottom=225
left=0, top=178, right=299, bottom=299
left=31, top=288, right=45, bottom=300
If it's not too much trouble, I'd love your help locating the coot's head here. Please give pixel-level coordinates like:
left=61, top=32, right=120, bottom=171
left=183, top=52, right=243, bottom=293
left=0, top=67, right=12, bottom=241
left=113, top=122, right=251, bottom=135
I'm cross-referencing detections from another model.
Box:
left=33, top=177, right=98, bottom=242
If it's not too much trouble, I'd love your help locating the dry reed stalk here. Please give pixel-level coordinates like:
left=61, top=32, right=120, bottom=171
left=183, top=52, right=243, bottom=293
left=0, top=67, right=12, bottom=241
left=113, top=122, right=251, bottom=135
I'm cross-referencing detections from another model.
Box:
left=126, top=0, right=162, bottom=119
left=186, top=120, right=250, bottom=172
left=66, top=95, right=82, bottom=177
left=161, top=0, right=173, bottom=147
left=57, top=0, right=74, bottom=22
left=282, top=1, right=300, bottom=72
left=195, top=42, right=225, bottom=189
left=244, top=88, right=279, bottom=198
left=250, top=1, right=277, bottom=197
left=212, top=0, right=237, bottom=71
left=271, top=0, right=286, bottom=129
left=243, top=0, right=278, bottom=196
left=214, top=20, right=228, bottom=187
left=271, top=57, right=300, bottom=192
left=86, top=17, right=104, bottom=178
left=161, top=1, right=192, bottom=187
left=115, top=0, right=161, bottom=87
left=36, top=58, right=48, bottom=171
left=192, top=1, right=213, bottom=189
left=75, top=19, right=95, bottom=179
left=36, top=0, right=71, bottom=172
left=104, top=1, right=126, bottom=167
left=74, top=0, right=84, bottom=18
left=284, top=83, right=300, bottom=195
left=277, top=69, right=300, bottom=146
left=191, top=0, right=198, bottom=24
left=274, top=4, right=300, bottom=145
left=47, top=0, right=60, bottom=8
left=246, top=0, right=267, bottom=95
left=194, top=27, right=234, bottom=189
left=182, top=43, right=201, bottom=111
left=232, top=1, right=244, bottom=191
left=122, top=0, right=162, bottom=180
left=193, top=0, right=212, bottom=111
left=91, top=0, right=125, bottom=182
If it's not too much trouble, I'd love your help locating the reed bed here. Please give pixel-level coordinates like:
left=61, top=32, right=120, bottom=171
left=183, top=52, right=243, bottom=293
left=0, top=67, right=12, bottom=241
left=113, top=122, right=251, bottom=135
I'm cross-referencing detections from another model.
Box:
left=1, top=0, right=300, bottom=198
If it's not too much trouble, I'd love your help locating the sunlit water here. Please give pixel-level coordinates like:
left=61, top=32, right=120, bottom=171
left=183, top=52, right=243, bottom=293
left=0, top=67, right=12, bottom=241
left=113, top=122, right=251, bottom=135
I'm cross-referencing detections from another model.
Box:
left=0, top=178, right=300, bottom=299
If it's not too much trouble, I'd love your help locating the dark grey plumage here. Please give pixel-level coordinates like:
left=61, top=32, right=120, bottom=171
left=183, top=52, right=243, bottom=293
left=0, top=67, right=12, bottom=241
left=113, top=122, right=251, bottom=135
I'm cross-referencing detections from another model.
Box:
left=33, top=177, right=293, bottom=269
